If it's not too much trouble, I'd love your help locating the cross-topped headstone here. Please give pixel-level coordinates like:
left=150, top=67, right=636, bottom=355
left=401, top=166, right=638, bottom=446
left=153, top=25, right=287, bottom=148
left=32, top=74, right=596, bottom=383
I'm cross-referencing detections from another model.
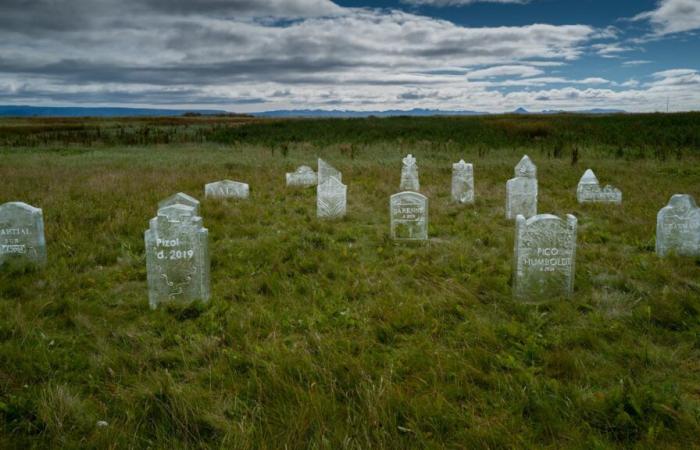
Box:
left=576, top=169, right=622, bottom=204
left=286, top=165, right=317, bottom=187
left=451, top=160, right=474, bottom=204
left=400, top=154, right=420, bottom=191
left=656, top=194, right=700, bottom=257
left=205, top=180, right=249, bottom=199
left=158, top=192, right=200, bottom=215
left=506, top=155, right=537, bottom=219
left=0, top=202, right=47, bottom=267
left=317, top=176, right=347, bottom=219
left=390, top=191, right=428, bottom=240
left=145, top=204, right=210, bottom=309
left=318, top=158, right=342, bottom=185
left=514, top=213, right=577, bottom=299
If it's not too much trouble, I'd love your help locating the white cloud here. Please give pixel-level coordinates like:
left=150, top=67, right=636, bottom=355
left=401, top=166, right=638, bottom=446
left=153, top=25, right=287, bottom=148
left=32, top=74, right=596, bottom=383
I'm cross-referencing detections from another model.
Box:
left=466, top=65, right=544, bottom=79
left=622, top=60, right=652, bottom=66
left=632, top=0, right=700, bottom=35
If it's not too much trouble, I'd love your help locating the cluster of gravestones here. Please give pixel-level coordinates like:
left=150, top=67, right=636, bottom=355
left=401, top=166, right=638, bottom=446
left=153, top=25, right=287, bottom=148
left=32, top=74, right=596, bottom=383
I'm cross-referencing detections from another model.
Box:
left=1, top=155, right=699, bottom=307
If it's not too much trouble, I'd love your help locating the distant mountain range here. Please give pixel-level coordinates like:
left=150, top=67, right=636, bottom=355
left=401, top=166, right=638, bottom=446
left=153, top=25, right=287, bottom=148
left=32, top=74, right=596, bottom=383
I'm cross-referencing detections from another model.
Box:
left=0, top=105, right=227, bottom=117
left=0, top=105, right=627, bottom=118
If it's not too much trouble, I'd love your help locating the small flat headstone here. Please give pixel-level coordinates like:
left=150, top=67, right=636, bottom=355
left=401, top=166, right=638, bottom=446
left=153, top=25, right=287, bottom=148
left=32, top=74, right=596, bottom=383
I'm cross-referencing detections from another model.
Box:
left=390, top=191, right=428, bottom=240
left=451, top=160, right=474, bottom=204
left=205, top=180, right=249, bottom=199
left=158, top=192, right=200, bottom=215
left=656, top=194, right=700, bottom=257
left=400, top=154, right=420, bottom=191
left=514, top=213, right=577, bottom=299
left=286, top=165, right=317, bottom=187
left=317, top=176, right=347, bottom=219
left=145, top=204, right=210, bottom=309
left=0, top=202, right=47, bottom=267
left=318, top=158, right=342, bottom=185
left=576, top=169, right=622, bottom=204
left=506, top=155, right=537, bottom=219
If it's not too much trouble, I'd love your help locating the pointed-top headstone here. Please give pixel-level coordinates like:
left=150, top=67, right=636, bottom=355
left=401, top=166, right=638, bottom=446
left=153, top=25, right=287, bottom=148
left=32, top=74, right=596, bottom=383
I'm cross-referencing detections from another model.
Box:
left=318, top=158, right=342, bottom=185
left=158, top=192, right=200, bottom=215
left=656, top=194, right=700, bottom=257
left=317, top=175, right=347, bottom=219
left=400, top=154, right=420, bottom=191
left=0, top=201, right=47, bottom=267
left=578, top=169, right=599, bottom=185
left=514, top=155, right=536, bottom=178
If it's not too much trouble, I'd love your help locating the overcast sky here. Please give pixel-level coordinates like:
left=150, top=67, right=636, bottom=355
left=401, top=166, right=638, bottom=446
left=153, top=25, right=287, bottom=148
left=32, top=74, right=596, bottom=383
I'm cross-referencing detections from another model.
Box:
left=1, top=0, right=699, bottom=112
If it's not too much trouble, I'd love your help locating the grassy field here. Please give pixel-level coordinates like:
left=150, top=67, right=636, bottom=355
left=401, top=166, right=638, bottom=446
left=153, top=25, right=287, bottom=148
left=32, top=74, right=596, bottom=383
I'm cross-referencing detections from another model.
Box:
left=1, top=115, right=699, bottom=448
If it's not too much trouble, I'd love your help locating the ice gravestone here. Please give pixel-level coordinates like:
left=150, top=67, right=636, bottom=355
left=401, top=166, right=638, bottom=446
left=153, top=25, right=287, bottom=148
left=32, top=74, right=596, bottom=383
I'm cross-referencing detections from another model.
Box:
left=451, top=160, right=474, bottom=204
left=317, top=176, right=347, bottom=219
left=205, top=180, right=249, bottom=199
left=400, top=154, right=420, bottom=191
left=506, top=155, right=537, bottom=219
left=318, top=158, right=342, bottom=185
left=158, top=192, right=200, bottom=215
left=513, top=214, right=577, bottom=299
left=145, top=204, right=210, bottom=309
left=576, top=169, right=622, bottom=204
left=656, top=194, right=700, bottom=257
left=390, top=192, right=428, bottom=240
left=286, top=165, right=317, bottom=188
left=0, top=202, right=47, bottom=267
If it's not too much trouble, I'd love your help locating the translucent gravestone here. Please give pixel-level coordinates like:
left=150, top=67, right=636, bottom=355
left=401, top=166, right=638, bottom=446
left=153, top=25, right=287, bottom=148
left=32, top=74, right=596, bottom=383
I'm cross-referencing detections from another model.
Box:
left=576, top=169, right=622, bottom=204
left=390, top=191, right=428, bottom=240
left=158, top=192, right=200, bottom=215
left=286, top=165, right=317, bottom=188
left=145, top=204, right=210, bottom=309
left=318, top=158, right=342, bottom=185
left=506, top=155, right=537, bottom=219
left=451, top=160, right=474, bottom=204
left=317, top=176, right=347, bottom=219
left=656, top=194, right=700, bottom=257
left=400, top=154, right=420, bottom=191
left=0, top=202, right=47, bottom=267
left=514, top=214, right=577, bottom=299
left=205, top=180, right=249, bottom=199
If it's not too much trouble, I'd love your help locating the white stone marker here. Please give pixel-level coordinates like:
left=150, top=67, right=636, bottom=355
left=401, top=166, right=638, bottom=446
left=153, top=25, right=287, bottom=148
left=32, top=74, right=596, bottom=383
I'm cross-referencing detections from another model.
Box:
left=656, top=194, right=700, bottom=257
left=317, top=176, right=347, bottom=219
left=286, top=165, right=317, bottom=187
left=145, top=204, right=210, bottom=309
left=400, top=154, right=420, bottom=191
left=576, top=169, right=622, bottom=204
left=451, top=160, right=474, bottom=204
left=205, top=180, right=249, bottom=199
left=158, top=192, right=200, bottom=215
left=390, top=191, right=428, bottom=240
left=0, top=202, right=47, bottom=267
left=506, top=155, right=537, bottom=220
left=318, top=158, right=342, bottom=185
left=513, top=213, right=577, bottom=299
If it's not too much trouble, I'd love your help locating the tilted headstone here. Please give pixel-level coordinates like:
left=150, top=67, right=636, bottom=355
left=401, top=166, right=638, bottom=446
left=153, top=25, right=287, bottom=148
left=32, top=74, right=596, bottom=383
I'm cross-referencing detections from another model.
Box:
left=400, top=154, right=420, bottom=191
left=390, top=191, right=428, bottom=240
left=158, top=192, right=200, bottom=215
left=205, top=180, right=249, bottom=199
left=286, top=165, right=317, bottom=188
left=0, top=202, right=47, bottom=267
left=656, top=194, right=700, bottom=257
left=145, top=204, right=210, bottom=309
left=318, top=158, right=342, bottom=185
left=506, top=155, right=537, bottom=219
left=317, top=176, right=347, bottom=219
left=576, top=169, right=622, bottom=204
left=514, top=214, right=577, bottom=299
left=451, top=160, right=474, bottom=204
